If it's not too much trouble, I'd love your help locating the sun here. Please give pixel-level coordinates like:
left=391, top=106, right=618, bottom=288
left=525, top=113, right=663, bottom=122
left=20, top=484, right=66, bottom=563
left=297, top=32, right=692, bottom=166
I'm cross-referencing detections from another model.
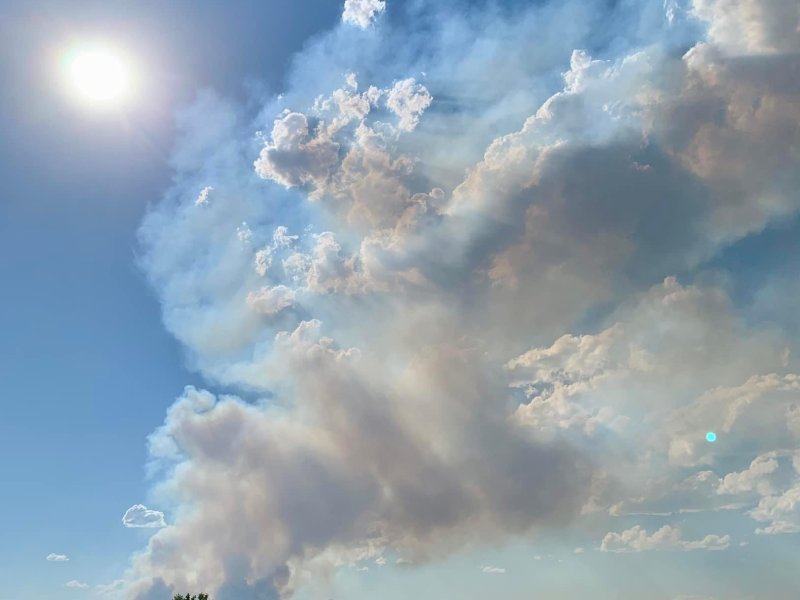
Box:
left=62, top=44, right=136, bottom=108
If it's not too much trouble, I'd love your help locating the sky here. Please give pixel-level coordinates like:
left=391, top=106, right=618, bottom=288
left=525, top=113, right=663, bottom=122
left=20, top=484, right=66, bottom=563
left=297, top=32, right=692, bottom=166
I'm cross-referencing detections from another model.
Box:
left=1, top=0, right=799, bottom=599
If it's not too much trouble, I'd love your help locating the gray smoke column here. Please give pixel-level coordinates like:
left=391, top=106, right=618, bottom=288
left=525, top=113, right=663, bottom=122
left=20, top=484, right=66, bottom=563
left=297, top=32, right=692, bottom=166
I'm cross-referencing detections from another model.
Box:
left=127, top=0, right=800, bottom=597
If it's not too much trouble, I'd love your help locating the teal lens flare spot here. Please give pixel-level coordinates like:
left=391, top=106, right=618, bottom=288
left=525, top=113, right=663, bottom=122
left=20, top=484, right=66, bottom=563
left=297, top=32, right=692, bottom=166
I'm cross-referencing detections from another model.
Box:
left=706, top=431, right=717, bottom=443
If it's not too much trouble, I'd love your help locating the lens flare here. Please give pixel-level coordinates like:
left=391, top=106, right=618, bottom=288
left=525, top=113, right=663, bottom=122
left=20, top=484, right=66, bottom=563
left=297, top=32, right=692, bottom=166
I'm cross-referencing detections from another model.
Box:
left=706, top=431, right=717, bottom=443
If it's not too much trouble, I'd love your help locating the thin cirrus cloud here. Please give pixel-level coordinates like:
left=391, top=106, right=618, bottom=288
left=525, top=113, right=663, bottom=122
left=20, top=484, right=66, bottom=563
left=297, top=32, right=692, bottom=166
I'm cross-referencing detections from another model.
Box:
left=121, top=504, right=166, bottom=529
left=122, top=0, right=800, bottom=598
left=46, top=553, right=69, bottom=562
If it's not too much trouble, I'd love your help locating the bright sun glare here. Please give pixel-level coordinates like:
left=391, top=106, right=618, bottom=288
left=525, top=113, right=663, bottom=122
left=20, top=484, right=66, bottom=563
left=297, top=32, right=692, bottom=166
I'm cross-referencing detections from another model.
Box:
left=63, top=44, right=135, bottom=108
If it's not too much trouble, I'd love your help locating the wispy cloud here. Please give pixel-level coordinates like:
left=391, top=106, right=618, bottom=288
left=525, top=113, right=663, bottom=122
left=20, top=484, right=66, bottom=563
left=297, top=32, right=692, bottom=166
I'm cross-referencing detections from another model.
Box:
left=64, top=580, right=90, bottom=589
left=46, top=553, right=69, bottom=562
left=95, top=579, right=126, bottom=596
left=480, top=565, right=506, bottom=574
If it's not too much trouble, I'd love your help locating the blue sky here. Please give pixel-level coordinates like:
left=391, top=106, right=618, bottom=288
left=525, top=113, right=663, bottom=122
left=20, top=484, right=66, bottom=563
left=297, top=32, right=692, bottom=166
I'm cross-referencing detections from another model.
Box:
left=2, top=1, right=800, bottom=599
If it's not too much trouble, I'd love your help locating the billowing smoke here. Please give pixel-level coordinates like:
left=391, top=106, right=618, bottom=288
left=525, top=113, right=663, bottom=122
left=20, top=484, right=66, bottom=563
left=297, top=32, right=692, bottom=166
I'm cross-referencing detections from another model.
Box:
left=126, top=0, right=800, bottom=597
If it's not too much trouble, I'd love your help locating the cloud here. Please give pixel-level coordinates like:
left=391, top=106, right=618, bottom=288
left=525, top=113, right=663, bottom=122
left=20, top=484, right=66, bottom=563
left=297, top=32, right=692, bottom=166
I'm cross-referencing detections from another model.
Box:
left=65, top=580, right=90, bottom=589
left=246, top=284, right=296, bottom=315
left=46, top=553, right=69, bottom=562
left=503, top=274, right=800, bottom=529
left=194, top=186, right=213, bottom=207
left=254, top=112, right=340, bottom=191
left=751, top=484, right=800, bottom=534
left=126, top=0, right=800, bottom=597
left=600, top=525, right=730, bottom=553
left=129, top=344, right=588, bottom=596
left=253, top=75, right=432, bottom=229
left=342, top=0, right=386, bottom=28
left=122, top=505, right=166, bottom=529
left=691, top=0, right=800, bottom=54
left=385, top=79, right=432, bottom=132
left=95, top=579, right=126, bottom=596
left=480, top=565, right=506, bottom=574
left=508, top=278, right=792, bottom=462
left=717, top=453, right=780, bottom=496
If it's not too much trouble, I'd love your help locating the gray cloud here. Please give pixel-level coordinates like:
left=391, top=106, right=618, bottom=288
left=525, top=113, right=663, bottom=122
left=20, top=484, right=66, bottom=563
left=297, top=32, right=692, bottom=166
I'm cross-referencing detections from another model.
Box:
left=717, top=453, right=780, bottom=496
left=691, top=0, right=800, bottom=55
left=131, top=334, right=589, bottom=597
left=254, top=111, right=341, bottom=191
left=751, top=485, right=800, bottom=534
left=128, top=0, right=800, bottom=597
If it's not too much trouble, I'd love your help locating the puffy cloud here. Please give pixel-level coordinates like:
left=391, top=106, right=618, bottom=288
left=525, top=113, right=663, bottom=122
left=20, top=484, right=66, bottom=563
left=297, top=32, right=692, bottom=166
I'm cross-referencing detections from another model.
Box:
left=751, top=484, right=800, bottom=534
left=65, top=580, right=90, bottom=589
left=129, top=327, right=589, bottom=596
left=717, top=453, right=780, bottom=496
left=254, top=112, right=340, bottom=191
left=691, top=0, right=800, bottom=55
left=46, top=553, right=69, bottom=562
left=505, top=277, right=800, bottom=522
left=600, top=525, right=730, bottom=553
left=342, top=0, right=386, bottom=29
left=255, top=76, right=432, bottom=230
left=446, top=41, right=800, bottom=309
left=385, top=79, right=433, bottom=132
left=508, top=278, right=790, bottom=443
left=129, top=0, right=800, bottom=597
left=304, top=231, right=365, bottom=293
left=194, top=186, right=213, bottom=207
left=246, top=285, right=296, bottom=315
left=254, top=226, right=300, bottom=278
left=122, top=505, right=167, bottom=529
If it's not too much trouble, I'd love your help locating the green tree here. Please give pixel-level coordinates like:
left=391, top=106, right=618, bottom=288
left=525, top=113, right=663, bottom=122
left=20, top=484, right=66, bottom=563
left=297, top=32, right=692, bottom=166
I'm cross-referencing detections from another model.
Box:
left=173, top=594, right=208, bottom=600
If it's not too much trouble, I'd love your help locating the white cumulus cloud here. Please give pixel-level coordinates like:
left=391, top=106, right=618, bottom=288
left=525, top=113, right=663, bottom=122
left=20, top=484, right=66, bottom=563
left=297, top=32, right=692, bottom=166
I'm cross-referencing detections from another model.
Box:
left=601, top=525, right=730, bottom=553
left=385, top=78, right=433, bottom=132
left=342, top=0, right=386, bottom=28
left=122, top=505, right=167, bottom=529
left=751, top=484, right=800, bottom=534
